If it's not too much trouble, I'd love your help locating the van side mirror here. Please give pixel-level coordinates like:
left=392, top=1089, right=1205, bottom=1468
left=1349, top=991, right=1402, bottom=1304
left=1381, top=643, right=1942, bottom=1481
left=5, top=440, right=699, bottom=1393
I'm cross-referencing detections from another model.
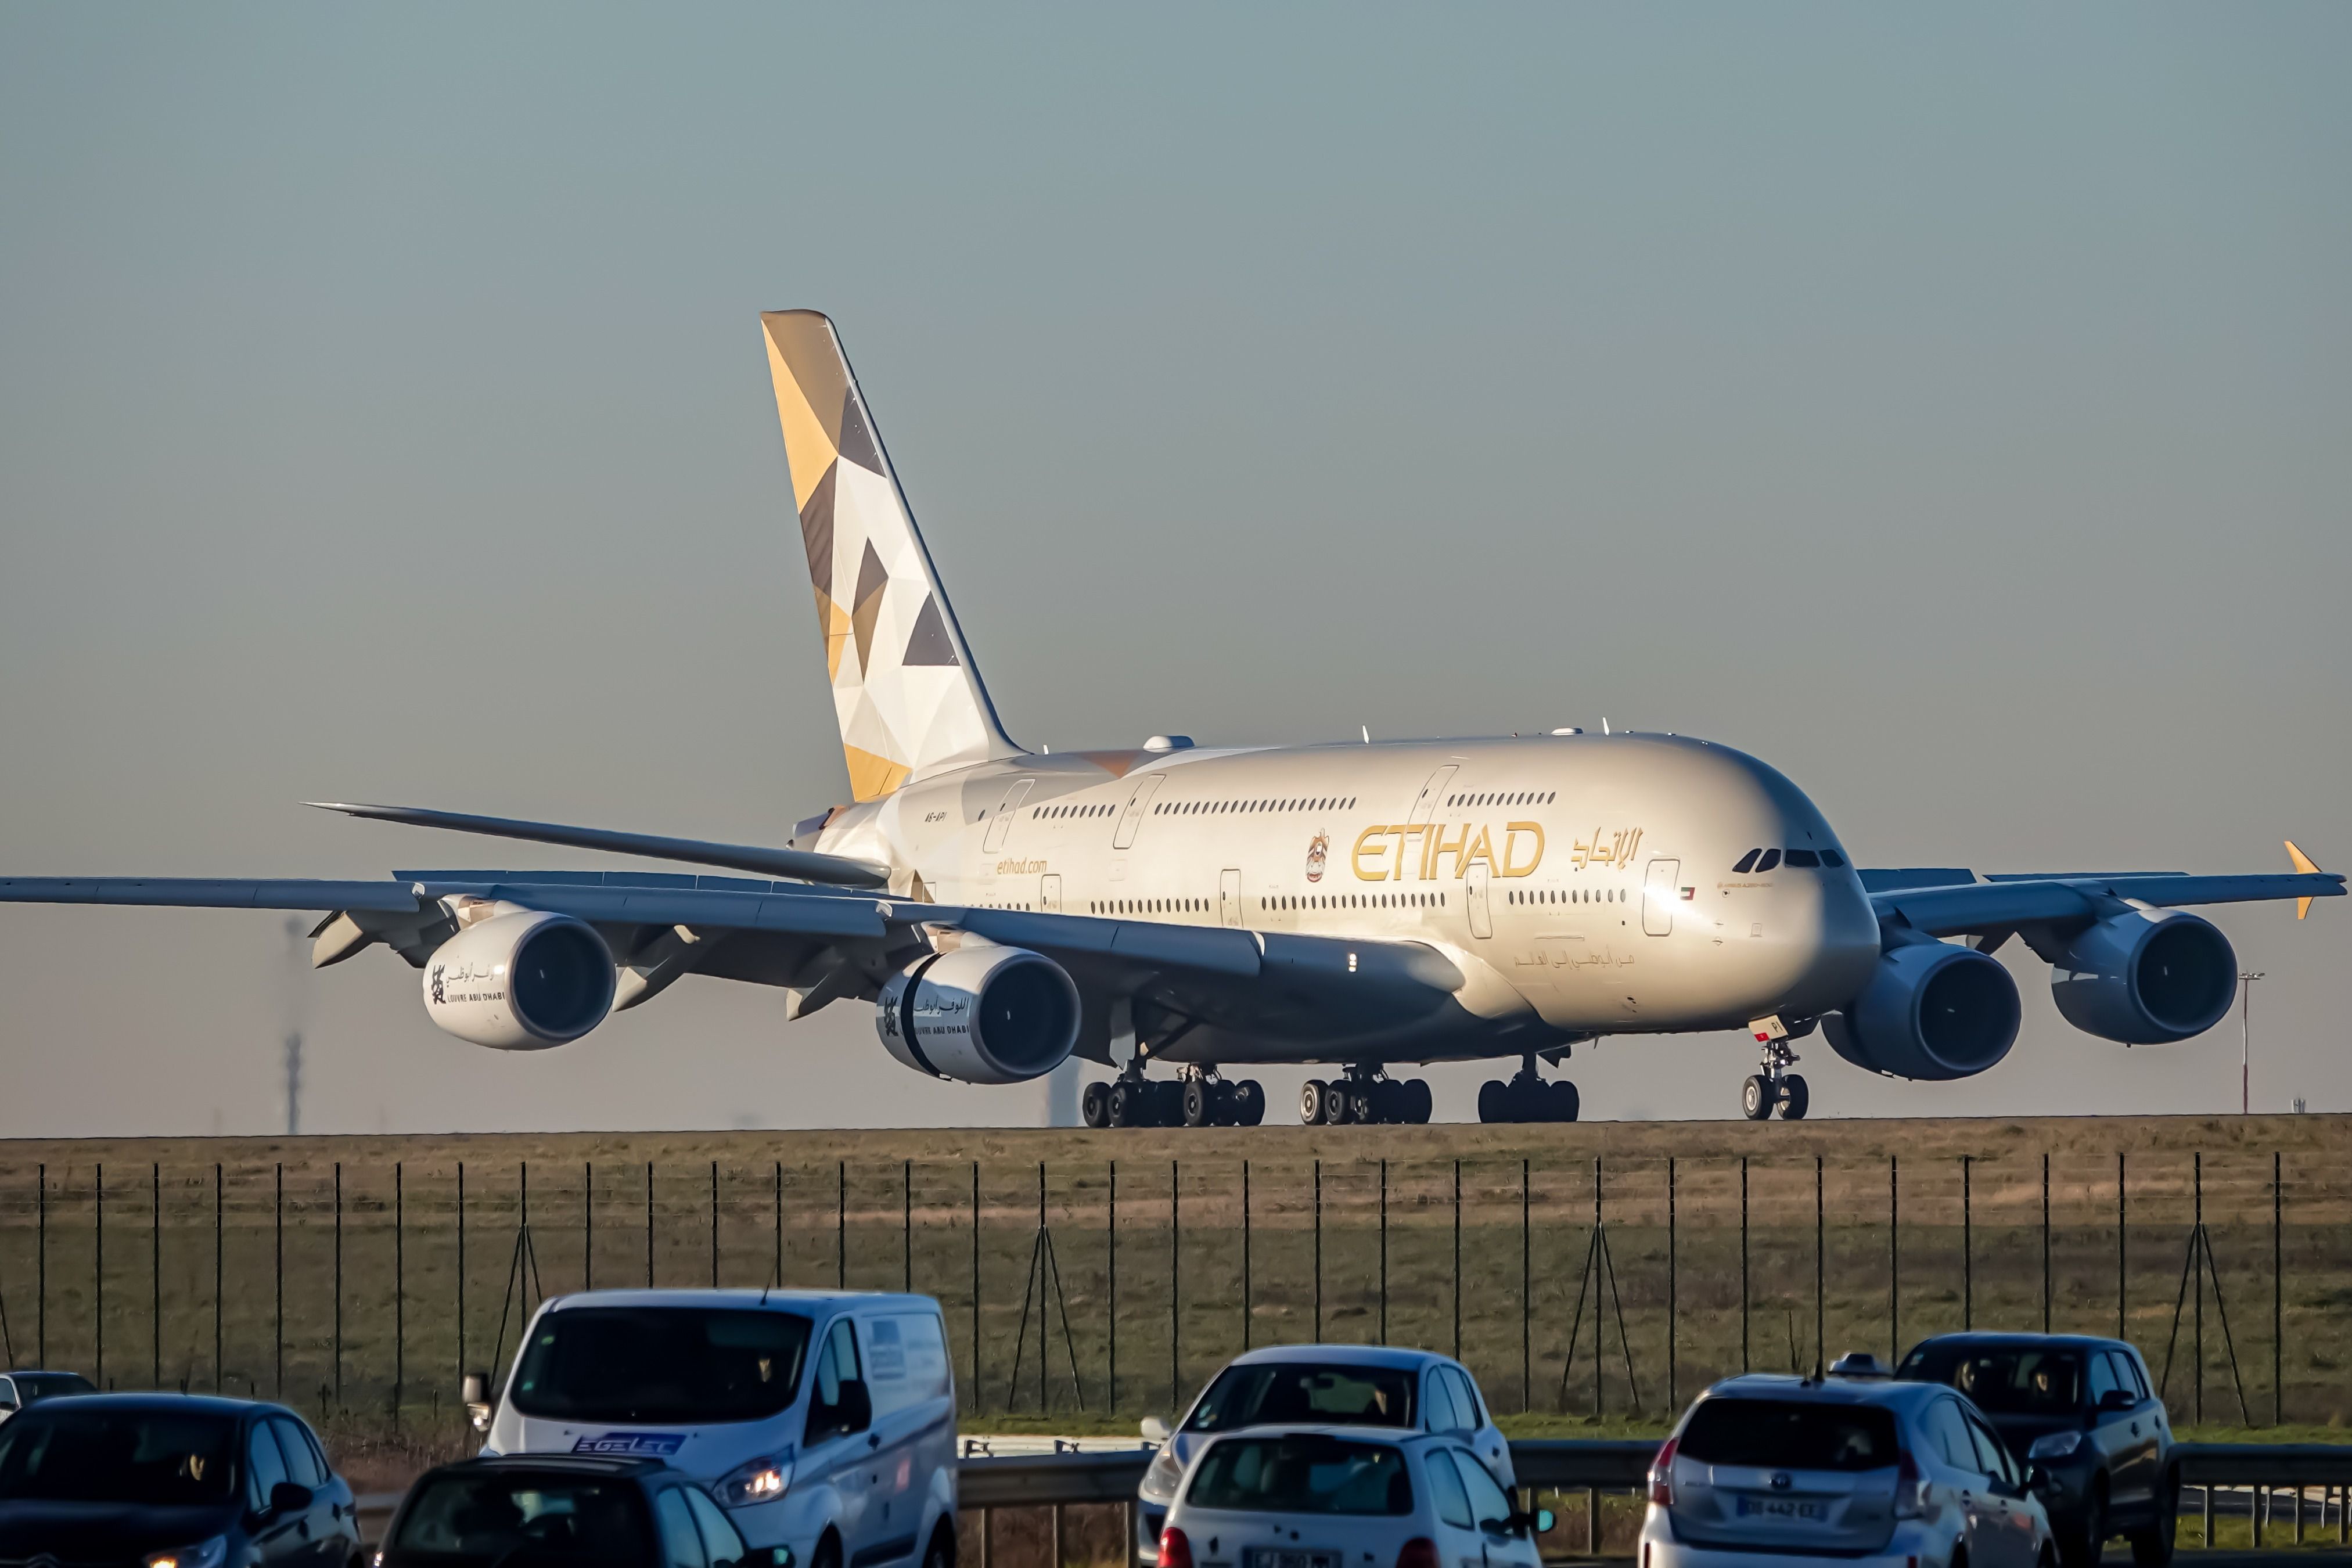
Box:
left=835, top=1379, right=872, bottom=1434
left=269, top=1480, right=314, bottom=1515
left=1529, top=1508, right=1556, bottom=1536
left=2098, top=1388, right=2135, bottom=1412
left=1141, top=1415, right=1172, bottom=1444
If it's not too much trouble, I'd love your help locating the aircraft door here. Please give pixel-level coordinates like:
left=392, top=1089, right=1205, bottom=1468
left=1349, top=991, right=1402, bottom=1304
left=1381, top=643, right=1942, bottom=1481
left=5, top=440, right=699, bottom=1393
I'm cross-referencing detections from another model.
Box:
left=1643, top=858, right=1680, bottom=936
left=1039, top=874, right=1062, bottom=914
left=1465, top=862, right=1493, bottom=938
left=980, top=779, right=1034, bottom=854
left=1113, top=774, right=1164, bottom=850
left=1218, top=868, right=1242, bottom=928
left=1408, top=765, right=1458, bottom=828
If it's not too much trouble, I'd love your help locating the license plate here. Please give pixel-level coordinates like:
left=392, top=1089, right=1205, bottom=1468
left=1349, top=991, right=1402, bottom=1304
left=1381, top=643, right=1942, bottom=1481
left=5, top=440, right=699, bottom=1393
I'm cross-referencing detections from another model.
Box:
left=1734, top=1497, right=1825, bottom=1521
left=1249, top=1550, right=1337, bottom=1568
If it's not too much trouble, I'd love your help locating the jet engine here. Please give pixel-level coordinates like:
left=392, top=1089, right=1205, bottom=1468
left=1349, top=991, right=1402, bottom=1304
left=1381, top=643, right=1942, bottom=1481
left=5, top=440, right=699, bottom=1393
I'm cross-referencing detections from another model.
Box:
left=876, top=943, right=1081, bottom=1085
left=423, top=909, right=616, bottom=1049
left=2049, top=909, right=2236, bottom=1044
left=1824, top=937, right=2020, bottom=1081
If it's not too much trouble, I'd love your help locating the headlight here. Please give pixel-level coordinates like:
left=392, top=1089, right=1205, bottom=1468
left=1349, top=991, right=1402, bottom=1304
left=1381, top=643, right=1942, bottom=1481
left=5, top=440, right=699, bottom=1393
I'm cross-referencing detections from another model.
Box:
left=2028, top=1431, right=2085, bottom=1461
left=1139, top=1445, right=1185, bottom=1503
left=717, top=1453, right=795, bottom=1508
left=146, top=1538, right=228, bottom=1568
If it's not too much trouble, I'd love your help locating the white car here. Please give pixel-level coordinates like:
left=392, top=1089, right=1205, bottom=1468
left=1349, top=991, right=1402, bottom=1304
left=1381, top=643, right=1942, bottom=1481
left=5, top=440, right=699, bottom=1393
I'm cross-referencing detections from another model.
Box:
left=1641, top=1372, right=2059, bottom=1568
left=473, top=1289, right=956, bottom=1568
left=1159, top=1425, right=1547, bottom=1568
left=1135, top=1345, right=1512, bottom=1566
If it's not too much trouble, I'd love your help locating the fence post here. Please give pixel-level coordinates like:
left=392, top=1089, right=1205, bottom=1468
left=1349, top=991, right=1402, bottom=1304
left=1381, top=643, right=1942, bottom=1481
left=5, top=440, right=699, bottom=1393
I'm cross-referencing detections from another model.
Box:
left=2117, top=1153, right=2127, bottom=1341
left=96, top=1163, right=105, bottom=1387
left=333, top=1161, right=343, bottom=1408
left=1314, top=1160, right=1323, bottom=1342
left=645, top=1161, right=654, bottom=1288
left=973, top=1162, right=984, bottom=1411
left=1962, top=1156, right=1972, bottom=1330
left=152, top=1163, right=162, bottom=1389
left=1592, top=1157, right=1603, bottom=1418
left=1170, top=1159, right=1180, bottom=1412
left=37, top=1164, right=46, bottom=1368
left=584, top=1161, right=593, bottom=1293
left=1105, top=1160, right=1114, bottom=1412
left=836, top=1161, right=846, bottom=1289
left=394, top=1162, right=404, bottom=1420
left=904, top=1159, right=913, bottom=1294
left=274, top=1161, right=282, bottom=1397
left=1814, top=1155, right=1824, bottom=1371
left=2273, top=1150, right=2283, bottom=1426
left=773, top=1161, right=782, bottom=1289
left=456, top=1161, right=465, bottom=1387
left=1890, top=1155, right=1900, bottom=1364
left=1739, top=1156, right=1749, bottom=1373
left=2041, top=1153, right=2051, bottom=1333
left=1453, top=1160, right=1463, bottom=1362
left=711, top=1161, right=720, bottom=1288
left=215, top=1163, right=224, bottom=1393
left=1242, top=1160, right=1251, bottom=1352
left=1520, top=1157, right=1531, bottom=1413
left=1379, top=1159, right=1389, bottom=1346
left=1667, top=1156, right=1677, bottom=1410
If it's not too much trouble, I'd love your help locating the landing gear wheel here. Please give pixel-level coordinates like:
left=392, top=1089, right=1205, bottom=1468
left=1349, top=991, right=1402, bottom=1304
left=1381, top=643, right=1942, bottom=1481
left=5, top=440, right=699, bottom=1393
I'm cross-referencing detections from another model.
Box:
left=1551, top=1079, right=1581, bottom=1123
left=1182, top=1081, right=1211, bottom=1127
left=1348, top=1085, right=1379, bottom=1124
left=1300, top=1080, right=1328, bottom=1125
left=1477, top=1080, right=1509, bottom=1124
left=1107, top=1081, right=1138, bottom=1127
left=1777, top=1073, right=1809, bottom=1120
left=1319, top=1081, right=1353, bottom=1125
left=1081, top=1081, right=1111, bottom=1129
left=1741, top=1074, right=1775, bottom=1121
left=1404, top=1079, right=1434, bottom=1124
left=1232, top=1079, right=1267, bottom=1126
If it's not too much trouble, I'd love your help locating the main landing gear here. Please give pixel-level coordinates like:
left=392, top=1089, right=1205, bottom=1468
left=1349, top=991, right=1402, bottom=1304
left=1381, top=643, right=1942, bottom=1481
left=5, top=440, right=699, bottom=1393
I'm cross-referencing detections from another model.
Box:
left=1742, top=1036, right=1809, bottom=1121
left=1298, top=1066, right=1433, bottom=1125
left=1082, top=1065, right=1265, bottom=1128
left=1477, top=1055, right=1580, bottom=1124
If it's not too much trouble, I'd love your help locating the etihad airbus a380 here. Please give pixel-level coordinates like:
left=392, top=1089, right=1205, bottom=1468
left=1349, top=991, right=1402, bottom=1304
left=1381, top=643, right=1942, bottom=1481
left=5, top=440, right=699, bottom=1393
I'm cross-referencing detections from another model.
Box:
left=5, top=312, right=2339, bottom=1127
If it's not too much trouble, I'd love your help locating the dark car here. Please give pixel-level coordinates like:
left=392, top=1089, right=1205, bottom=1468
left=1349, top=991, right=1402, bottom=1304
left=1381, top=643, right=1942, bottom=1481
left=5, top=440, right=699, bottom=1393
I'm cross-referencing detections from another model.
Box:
left=0, top=1372, right=96, bottom=1420
left=1899, top=1333, right=2175, bottom=1568
left=380, top=1456, right=785, bottom=1568
left=0, top=1393, right=362, bottom=1568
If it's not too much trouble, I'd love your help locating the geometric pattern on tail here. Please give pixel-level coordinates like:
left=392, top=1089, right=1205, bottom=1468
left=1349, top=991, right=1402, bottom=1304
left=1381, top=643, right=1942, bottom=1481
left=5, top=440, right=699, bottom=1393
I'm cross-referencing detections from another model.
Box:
left=761, top=310, right=1020, bottom=800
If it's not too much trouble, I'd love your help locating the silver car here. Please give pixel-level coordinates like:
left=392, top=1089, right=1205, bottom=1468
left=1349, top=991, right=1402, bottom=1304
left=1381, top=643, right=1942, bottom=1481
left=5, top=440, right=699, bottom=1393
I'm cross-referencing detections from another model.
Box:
left=1641, top=1372, right=2058, bottom=1568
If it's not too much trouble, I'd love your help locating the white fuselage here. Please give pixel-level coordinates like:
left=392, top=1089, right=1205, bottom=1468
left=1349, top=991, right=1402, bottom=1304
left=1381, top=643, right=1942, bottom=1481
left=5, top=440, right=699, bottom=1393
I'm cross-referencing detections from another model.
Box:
left=814, top=731, right=1882, bottom=1062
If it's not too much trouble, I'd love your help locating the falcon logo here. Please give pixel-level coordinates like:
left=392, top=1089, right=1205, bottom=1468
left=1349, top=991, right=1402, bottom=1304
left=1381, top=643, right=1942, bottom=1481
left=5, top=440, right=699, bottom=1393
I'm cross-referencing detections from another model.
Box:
left=1305, top=833, right=1329, bottom=883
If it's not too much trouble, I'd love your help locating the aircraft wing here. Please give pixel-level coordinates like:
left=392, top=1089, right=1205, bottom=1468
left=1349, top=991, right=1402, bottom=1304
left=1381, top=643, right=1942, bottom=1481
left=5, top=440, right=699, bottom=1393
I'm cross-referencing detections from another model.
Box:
left=1868, top=859, right=2342, bottom=941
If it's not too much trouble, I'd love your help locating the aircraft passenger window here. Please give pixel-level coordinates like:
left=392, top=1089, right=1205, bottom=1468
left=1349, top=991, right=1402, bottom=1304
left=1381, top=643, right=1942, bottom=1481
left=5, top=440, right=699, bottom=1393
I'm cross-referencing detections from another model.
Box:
left=1785, top=849, right=1821, bottom=868
left=1733, top=849, right=1760, bottom=873
left=1756, top=850, right=1781, bottom=872
left=1821, top=850, right=1846, bottom=867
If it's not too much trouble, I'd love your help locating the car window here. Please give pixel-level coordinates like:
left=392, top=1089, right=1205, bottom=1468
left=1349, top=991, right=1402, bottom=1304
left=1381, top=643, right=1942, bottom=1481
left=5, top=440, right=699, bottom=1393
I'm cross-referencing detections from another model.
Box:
left=1454, top=1450, right=1515, bottom=1530
left=1678, top=1398, right=1899, bottom=1471
left=805, top=1318, right=869, bottom=1443
left=246, top=1422, right=290, bottom=1508
left=2119, top=1351, right=2152, bottom=1402
left=2087, top=1354, right=2124, bottom=1404
left=269, top=1419, right=326, bottom=1488
left=1923, top=1401, right=1980, bottom=1473
left=0, top=1382, right=16, bottom=1411
left=1185, top=1363, right=1416, bottom=1432
left=1185, top=1434, right=1414, bottom=1516
left=1965, top=1414, right=2016, bottom=1485
left=1908, top=1345, right=2084, bottom=1414
left=684, top=1487, right=748, bottom=1568
left=654, top=1489, right=706, bottom=1568
left=1423, top=1451, right=1474, bottom=1530
left=393, top=1472, right=654, bottom=1565
left=1423, top=1373, right=1462, bottom=1432
left=1445, top=1369, right=1485, bottom=1429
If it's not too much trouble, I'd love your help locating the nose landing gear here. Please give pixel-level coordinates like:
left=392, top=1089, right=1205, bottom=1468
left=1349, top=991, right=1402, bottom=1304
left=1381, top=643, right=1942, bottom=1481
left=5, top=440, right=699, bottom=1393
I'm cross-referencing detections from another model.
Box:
left=1741, top=1035, right=1810, bottom=1121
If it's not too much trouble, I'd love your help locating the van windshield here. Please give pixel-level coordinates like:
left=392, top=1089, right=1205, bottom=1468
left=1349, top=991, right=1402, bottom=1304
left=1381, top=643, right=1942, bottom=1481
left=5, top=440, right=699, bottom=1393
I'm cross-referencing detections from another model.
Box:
left=509, top=1308, right=815, bottom=1425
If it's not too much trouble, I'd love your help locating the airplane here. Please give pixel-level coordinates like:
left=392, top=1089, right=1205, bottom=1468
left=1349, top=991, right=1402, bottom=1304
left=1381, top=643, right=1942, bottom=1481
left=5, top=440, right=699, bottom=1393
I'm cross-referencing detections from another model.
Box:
left=2, top=311, right=2338, bottom=1127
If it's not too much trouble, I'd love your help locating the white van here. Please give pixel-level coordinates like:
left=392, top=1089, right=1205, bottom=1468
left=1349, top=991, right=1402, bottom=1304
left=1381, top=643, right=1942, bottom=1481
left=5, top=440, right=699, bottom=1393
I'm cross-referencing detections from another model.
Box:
left=472, top=1290, right=957, bottom=1568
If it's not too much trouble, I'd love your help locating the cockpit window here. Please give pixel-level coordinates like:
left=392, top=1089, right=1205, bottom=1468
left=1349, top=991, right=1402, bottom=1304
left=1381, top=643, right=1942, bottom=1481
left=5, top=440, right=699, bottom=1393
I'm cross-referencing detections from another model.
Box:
left=1820, top=850, right=1846, bottom=868
left=1754, top=849, right=1782, bottom=872
left=1732, top=850, right=1760, bottom=874
left=1784, top=849, right=1821, bottom=868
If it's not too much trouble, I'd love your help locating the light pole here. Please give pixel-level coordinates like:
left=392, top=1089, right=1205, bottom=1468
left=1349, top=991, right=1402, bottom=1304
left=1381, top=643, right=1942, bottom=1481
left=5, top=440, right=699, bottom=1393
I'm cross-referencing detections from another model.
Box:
left=2239, top=971, right=2265, bottom=1115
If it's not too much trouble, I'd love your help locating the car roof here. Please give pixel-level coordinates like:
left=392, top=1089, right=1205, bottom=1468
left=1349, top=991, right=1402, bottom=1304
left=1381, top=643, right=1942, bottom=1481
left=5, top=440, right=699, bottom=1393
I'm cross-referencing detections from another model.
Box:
left=19, top=1391, right=288, bottom=1418
left=1221, top=1343, right=1456, bottom=1372
left=427, top=1453, right=671, bottom=1480
left=1193, top=1423, right=1432, bottom=1448
left=539, top=1288, right=935, bottom=1315
left=1907, top=1332, right=2138, bottom=1355
left=1702, top=1374, right=1944, bottom=1411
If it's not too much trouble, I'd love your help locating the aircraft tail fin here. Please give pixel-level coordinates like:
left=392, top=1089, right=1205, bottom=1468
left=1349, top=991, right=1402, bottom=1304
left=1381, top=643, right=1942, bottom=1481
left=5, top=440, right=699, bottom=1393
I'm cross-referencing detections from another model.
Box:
left=761, top=311, right=1020, bottom=801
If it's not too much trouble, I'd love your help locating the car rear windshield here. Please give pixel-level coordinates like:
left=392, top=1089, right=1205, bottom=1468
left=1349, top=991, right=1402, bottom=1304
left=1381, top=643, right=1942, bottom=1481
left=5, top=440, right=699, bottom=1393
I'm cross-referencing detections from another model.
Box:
left=1185, top=1435, right=1414, bottom=1516
left=1899, top=1346, right=2084, bottom=1415
left=391, top=1473, right=654, bottom=1566
left=1678, top=1399, right=1900, bottom=1472
left=1185, top=1364, right=1416, bottom=1432
left=9, top=1374, right=93, bottom=1405
left=509, top=1307, right=815, bottom=1425
left=0, top=1407, right=241, bottom=1504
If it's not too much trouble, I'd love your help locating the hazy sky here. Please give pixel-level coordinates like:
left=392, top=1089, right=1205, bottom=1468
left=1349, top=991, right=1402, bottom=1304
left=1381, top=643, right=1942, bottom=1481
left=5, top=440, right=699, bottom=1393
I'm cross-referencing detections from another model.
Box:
left=2, top=5, right=2346, bottom=1137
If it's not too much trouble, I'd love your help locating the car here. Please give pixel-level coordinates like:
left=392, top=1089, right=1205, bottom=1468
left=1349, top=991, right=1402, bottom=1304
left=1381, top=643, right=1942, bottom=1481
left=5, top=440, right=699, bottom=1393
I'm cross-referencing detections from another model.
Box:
left=1157, top=1425, right=1549, bottom=1568
left=1641, top=1371, right=2059, bottom=1568
left=379, top=1454, right=793, bottom=1568
left=0, top=1371, right=95, bottom=1421
left=1133, top=1345, right=1511, bottom=1567
left=0, top=1391, right=361, bottom=1568
left=1897, top=1334, right=2176, bottom=1568
left=473, top=1289, right=956, bottom=1568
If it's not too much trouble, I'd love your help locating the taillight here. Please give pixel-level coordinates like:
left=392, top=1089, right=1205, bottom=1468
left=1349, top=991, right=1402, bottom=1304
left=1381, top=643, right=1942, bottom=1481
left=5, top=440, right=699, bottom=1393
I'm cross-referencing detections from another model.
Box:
left=1649, top=1434, right=1680, bottom=1506
left=1396, top=1540, right=1440, bottom=1568
left=1893, top=1449, right=1927, bottom=1520
left=1158, top=1527, right=1193, bottom=1568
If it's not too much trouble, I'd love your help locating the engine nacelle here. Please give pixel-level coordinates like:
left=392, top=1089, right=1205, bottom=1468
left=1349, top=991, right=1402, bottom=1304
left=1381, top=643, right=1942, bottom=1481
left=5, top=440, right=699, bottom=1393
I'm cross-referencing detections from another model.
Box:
left=2050, top=910, right=2236, bottom=1044
left=876, top=943, right=1080, bottom=1085
left=1824, top=938, right=2020, bottom=1081
left=423, top=909, right=616, bottom=1049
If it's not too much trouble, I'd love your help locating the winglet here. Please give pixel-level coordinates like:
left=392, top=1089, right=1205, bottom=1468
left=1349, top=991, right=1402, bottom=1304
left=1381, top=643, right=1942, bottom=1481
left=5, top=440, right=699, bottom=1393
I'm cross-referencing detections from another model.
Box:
left=2286, top=839, right=2322, bottom=918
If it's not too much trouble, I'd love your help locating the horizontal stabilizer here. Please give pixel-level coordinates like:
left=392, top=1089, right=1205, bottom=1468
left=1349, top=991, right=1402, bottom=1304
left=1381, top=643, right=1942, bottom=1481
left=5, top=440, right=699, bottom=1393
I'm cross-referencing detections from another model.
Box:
left=308, top=802, right=890, bottom=888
